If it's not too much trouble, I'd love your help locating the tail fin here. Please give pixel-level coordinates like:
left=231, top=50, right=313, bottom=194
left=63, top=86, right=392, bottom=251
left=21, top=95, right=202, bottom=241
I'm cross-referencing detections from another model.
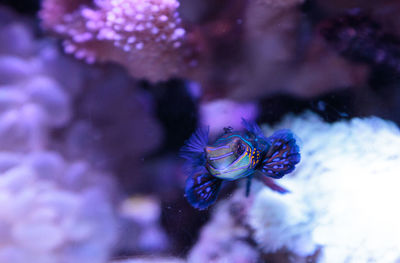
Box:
left=261, top=129, right=300, bottom=179
left=185, top=168, right=222, bottom=210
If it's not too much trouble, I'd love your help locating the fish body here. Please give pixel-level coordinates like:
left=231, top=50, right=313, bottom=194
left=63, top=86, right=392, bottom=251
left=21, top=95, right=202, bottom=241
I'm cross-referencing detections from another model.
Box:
left=205, top=131, right=265, bottom=180
left=180, top=119, right=301, bottom=210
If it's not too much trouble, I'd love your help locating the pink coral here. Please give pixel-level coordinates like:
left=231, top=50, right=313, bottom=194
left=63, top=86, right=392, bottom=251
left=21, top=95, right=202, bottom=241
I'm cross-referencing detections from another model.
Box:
left=40, top=0, right=196, bottom=81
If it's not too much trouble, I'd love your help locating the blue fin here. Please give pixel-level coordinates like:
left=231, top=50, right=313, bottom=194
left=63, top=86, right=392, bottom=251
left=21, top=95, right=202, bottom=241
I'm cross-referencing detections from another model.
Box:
left=185, top=169, right=222, bottom=210
left=262, top=129, right=300, bottom=179
left=179, top=127, right=209, bottom=168
left=179, top=127, right=209, bottom=159
left=241, top=118, right=267, bottom=140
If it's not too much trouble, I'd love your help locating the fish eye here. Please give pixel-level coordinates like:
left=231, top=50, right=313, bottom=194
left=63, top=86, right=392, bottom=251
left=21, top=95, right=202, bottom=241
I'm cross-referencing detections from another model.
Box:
left=236, top=142, right=245, bottom=155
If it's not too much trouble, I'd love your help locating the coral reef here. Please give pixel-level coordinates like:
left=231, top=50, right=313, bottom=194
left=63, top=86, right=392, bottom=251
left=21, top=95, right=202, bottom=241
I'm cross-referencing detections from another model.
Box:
left=40, top=0, right=369, bottom=99
left=4, top=1, right=400, bottom=262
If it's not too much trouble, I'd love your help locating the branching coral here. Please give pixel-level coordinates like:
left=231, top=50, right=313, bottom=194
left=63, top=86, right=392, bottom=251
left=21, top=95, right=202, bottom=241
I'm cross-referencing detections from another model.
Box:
left=40, top=0, right=195, bottom=81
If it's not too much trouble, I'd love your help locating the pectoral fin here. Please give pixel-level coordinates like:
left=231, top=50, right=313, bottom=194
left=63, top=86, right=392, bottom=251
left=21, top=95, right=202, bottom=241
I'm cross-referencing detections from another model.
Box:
left=185, top=169, right=223, bottom=210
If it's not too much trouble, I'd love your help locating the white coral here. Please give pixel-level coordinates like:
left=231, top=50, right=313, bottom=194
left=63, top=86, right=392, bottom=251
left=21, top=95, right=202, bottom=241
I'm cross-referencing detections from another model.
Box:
left=188, top=191, right=260, bottom=263
left=249, top=113, right=400, bottom=262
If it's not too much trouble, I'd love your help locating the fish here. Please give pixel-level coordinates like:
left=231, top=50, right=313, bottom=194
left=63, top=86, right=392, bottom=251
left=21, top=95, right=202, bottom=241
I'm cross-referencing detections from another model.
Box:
left=179, top=119, right=301, bottom=210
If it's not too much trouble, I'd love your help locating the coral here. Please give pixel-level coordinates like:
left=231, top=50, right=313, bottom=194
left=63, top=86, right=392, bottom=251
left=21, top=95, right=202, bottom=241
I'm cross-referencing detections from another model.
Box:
left=187, top=191, right=260, bottom=263
left=0, top=10, right=71, bottom=152
left=0, top=151, right=117, bottom=263
left=111, top=258, right=184, bottom=263
left=116, top=196, right=169, bottom=254
left=319, top=10, right=400, bottom=73
left=39, top=0, right=369, bottom=100
left=249, top=180, right=317, bottom=256
left=249, top=113, right=400, bottom=262
left=40, top=0, right=195, bottom=81
left=0, top=8, right=120, bottom=263
left=233, top=0, right=367, bottom=99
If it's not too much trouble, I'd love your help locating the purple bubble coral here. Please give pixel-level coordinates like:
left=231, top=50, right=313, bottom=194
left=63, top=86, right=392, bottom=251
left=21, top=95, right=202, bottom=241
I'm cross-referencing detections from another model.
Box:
left=0, top=151, right=117, bottom=263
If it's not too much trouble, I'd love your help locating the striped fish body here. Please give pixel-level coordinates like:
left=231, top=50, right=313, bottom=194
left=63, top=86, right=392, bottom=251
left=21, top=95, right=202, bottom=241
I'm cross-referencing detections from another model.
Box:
left=205, top=132, right=265, bottom=180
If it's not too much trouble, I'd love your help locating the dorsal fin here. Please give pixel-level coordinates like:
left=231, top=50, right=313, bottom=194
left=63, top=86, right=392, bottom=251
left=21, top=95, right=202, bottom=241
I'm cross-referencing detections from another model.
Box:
left=179, top=126, right=209, bottom=172
left=179, top=127, right=209, bottom=158
left=241, top=118, right=267, bottom=140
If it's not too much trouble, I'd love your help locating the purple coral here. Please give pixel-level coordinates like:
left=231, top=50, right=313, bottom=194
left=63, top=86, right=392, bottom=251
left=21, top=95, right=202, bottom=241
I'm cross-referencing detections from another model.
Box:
left=40, top=0, right=195, bottom=81
left=0, top=151, right=117, bottom=263
left=0, top=9, right=71, bottom=152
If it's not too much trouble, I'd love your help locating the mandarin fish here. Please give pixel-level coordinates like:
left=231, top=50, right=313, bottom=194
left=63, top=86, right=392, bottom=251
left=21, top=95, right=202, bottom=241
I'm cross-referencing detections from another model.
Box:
left=179, top=119, right=301, bottom=210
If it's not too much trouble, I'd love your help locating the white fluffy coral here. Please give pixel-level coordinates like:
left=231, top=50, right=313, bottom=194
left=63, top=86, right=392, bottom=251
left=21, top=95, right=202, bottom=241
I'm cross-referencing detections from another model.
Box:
left=248, top=113, right=400, bottom=263
left=188, top=191, right=260, bottom=263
